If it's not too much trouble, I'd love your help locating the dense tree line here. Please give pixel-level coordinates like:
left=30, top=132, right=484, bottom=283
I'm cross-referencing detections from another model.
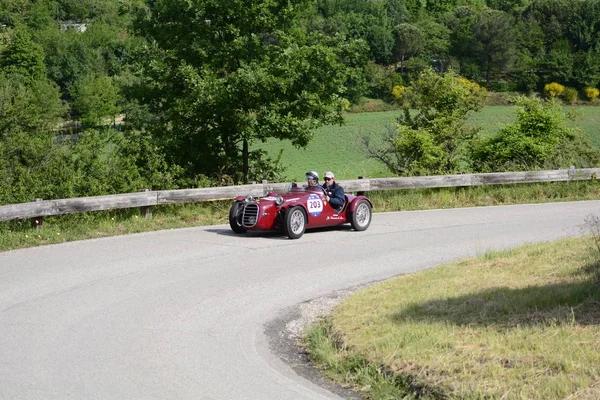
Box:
left=1, top=0, right=599, bottom=204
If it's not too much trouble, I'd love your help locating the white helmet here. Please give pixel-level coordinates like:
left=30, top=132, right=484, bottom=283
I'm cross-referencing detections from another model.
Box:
left=305, top=171, right=319, bottom=181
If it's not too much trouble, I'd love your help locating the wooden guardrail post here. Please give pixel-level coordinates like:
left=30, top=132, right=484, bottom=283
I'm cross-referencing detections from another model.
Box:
left=30, top=198, right=44, bottom=229
left=568, top=165, right=575, bottom=180
left=357, top=176, right=365, bottom=196
left=139, top=189, right=153, bottom=219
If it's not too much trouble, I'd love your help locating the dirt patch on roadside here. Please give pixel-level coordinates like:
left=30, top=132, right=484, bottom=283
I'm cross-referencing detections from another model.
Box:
left=265, top=285, right=371, bottom=400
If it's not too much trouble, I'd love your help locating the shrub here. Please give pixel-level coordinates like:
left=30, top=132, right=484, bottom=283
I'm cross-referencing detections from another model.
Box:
left=584, top=87, right=599, bottom=101
left=471, top=96, right=600, bottom=172
left=391, top=85, right=406, bottom=100
left=0, top=127, right=180, bottom=206
left=544, top=82, right=565, bottom=98
left=365, top=69, right=487, bottom=176
left=363, top=61, right=403, bottom=102
left=561, top=87, right=578, bottom=103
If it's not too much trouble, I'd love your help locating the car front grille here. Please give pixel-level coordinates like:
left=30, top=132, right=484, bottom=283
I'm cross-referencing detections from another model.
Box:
left=242, top=203, right=259, bottom=227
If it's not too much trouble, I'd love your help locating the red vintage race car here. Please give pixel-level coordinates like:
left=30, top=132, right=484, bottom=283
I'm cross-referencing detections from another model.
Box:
left=228, top=184, right=373, bottom=239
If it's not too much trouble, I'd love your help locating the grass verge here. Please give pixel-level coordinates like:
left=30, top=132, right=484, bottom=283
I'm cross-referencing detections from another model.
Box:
left=1, top=180, right=600, bottom=253
left=0, top=201, right=231, bottom=252
left=304, top=237, right=600, bottom=399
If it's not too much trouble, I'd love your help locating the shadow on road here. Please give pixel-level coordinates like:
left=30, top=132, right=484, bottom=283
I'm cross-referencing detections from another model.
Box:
left=205, top=224, right=355, bottom=240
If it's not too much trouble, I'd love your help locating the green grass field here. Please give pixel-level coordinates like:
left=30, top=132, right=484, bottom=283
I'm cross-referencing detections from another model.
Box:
left=306, top=237, right=600, bottom=399
left=260, top=105, right=600, bottom=181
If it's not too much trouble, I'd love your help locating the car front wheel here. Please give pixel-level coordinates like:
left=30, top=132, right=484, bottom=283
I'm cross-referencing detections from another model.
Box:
left=229, top=201, right=247, bottom=233
left=350, top=200, right=372, bottom=231
left=284, top=206, right=306, bottom=239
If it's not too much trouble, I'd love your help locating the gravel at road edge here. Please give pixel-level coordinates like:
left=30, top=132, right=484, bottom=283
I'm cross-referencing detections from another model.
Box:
left=265, top=284, right=373, bottom=400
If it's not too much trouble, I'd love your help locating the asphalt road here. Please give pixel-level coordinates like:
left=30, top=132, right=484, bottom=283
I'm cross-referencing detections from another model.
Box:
left=1, top=201, right=599, bottom=399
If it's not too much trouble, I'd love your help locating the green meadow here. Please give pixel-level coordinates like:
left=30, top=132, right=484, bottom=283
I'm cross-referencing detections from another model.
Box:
left=306, top=237, right=600, bottom=399
left=261, top=105, right=600, bottom=181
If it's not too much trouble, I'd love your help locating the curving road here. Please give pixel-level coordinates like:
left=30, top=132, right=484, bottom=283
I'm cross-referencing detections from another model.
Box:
left=1, top=201, right=599, bottom=399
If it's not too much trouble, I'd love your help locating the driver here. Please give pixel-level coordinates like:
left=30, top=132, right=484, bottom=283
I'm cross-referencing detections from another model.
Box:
left=305, top=171, right=320, bottom=188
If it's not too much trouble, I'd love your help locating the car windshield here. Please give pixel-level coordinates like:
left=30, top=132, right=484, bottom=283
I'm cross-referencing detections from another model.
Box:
left=287, top=182, right=324, bottom=193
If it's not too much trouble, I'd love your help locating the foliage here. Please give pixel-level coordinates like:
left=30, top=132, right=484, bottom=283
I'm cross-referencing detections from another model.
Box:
left=0, top=29, right=46, bottom=83
left=72, top=74, right=121, bottom=126
left=134, top=0, right=357, bottom=183
left=0, top=126, right=179, bottom=206
left=363, top=61, right=403, bottom=101
left=314, top=0, right=395, bottom=64
left=572, top=50, right=600, bottom=88
left=0, top=0, right=30, bottom=27
left=0, top=71, right=66, bottom=135
left=0, top=130, right=75, bottom=204
left=544, top=82, right=565, bottom=97
left=471, top=8, right=516, bottom=85
left=392, top=23, right=424, bottom=71
left=584, top=87, right=600, bottom=100
left=3, top=0, right=600, bottom=201
left=364, top=69, right=487, bottom=176
left=43, top=29, right=107, bottom=99
left=561, top=86, right=578, bottom=103
left=471, top=96, right=600, bottom=171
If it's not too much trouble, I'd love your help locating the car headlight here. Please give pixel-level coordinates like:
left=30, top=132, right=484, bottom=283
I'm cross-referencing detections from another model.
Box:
left=274, top=195, right=284, bottom=206
left=244, top=195, right=254, bottom=203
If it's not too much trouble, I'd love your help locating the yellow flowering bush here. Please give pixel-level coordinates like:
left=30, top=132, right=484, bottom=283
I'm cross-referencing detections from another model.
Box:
left=584, top=87, right=599, bottom=101
left=544, top=82, right=565, bottom=98
left=458, top=77, right=485, bottom=97
left=392, top=85, right=406, bottom=99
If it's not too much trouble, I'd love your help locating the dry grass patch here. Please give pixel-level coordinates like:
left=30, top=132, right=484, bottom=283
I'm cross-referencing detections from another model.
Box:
left=327, top=237, right=600, bottom=399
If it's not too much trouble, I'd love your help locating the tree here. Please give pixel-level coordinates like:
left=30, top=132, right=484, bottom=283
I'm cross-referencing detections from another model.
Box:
left=567, top=0, right=600, bottom=52
left=443, top=6, right=480, bottom=78
left=539, top=40, right=574, bottom=84
left=43, top=29, right=106, bottom=98
left=572, top=50, right=600, bottom=88
left=0, top=0, right=29, bottom=27
left=314, top=0, right=395, bottom=64
left=393, top=23, right=424, bottom=73
left=485, top=0, right=532, bottom=13
left=72, top=74, right=121, bottom=126
left=0, top=29, right=46, bottom=83
left=134, top=0, right=356, bottom=183
left=0, top=72, right=65, bottom=135
left=511, top=16, right=544, bottom=92
left=472, top=8, right=516, bottom=85
left=363, top=69, right=487, bottom=176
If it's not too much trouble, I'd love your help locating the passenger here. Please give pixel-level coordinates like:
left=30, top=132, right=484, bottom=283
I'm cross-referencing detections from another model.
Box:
left=322, top=171, right=345, bottom=212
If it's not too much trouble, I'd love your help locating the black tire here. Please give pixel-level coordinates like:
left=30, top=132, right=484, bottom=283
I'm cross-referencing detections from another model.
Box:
left=229, top=201, right=247, bottom=234
left=283, top=206, right=306, bottom=239
left=350, top=200, right=372, bottom=231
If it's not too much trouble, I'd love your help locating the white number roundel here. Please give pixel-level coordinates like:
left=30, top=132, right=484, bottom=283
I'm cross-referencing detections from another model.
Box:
left=307, top=194, right=323, bottom=216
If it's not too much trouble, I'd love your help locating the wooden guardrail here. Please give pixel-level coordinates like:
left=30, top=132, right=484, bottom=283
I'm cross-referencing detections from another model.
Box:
left=0, top=167, right=598, bottom=224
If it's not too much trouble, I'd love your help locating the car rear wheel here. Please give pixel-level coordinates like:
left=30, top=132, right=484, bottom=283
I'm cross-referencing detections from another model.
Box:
left=284, top=206, right=306, bottom=239
left=350, top=200, right=371, bottom=231
left=229, top=201, right=247, bottom=233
